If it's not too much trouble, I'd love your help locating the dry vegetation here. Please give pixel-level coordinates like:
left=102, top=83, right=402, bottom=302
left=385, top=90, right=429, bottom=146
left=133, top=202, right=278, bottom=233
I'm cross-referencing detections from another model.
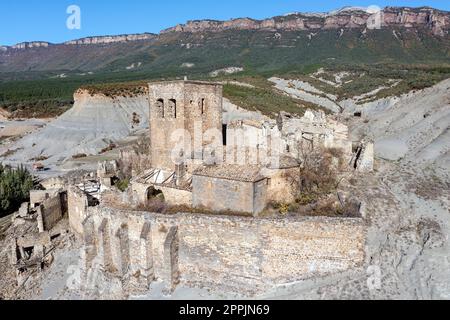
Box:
left=78, top=81, right=149, bottom=98
left=72, top=153, right=87, bottom=159
left=268, top=146, right=360, bottom=218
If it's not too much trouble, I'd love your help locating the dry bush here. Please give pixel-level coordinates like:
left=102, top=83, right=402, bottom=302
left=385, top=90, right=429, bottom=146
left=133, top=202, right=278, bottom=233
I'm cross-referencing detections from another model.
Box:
left=100, top=143, right=117, bottom=154
left=72, top=153, right=87, bottom=159
left=30, top=155, right=49, bottom=162
left=286, top=144, right=344, bottom=206
left=79, top=82, right=148, bottom=98
left=138, top=198, right=168, bottom=213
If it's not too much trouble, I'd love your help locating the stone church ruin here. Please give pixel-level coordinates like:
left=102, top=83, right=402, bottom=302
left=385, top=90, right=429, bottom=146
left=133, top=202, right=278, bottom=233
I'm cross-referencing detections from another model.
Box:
left=8, top=80, right=373, bottom=297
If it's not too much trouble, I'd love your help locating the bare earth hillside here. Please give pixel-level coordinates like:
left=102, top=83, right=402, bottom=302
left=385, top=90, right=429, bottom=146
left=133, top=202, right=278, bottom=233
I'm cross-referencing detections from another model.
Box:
left=2, top=90, right=149, bottom=170
left=350, top=79, right=450, bottom=174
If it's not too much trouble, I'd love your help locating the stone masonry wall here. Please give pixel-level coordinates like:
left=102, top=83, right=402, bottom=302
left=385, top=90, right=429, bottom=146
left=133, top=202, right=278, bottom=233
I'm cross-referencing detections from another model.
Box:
left=82, top=207, right=366, bottom=295
left=157, top=186, right=192, bottom=207
left=30, top=189, right=61, bottom=208
left=68, top=187, right=89, bottom=235
left=130, top=181, right=192, bottom=207
left=37, top=194, right=63, bottom=232
left=148, top=81, right=223, bottom=172
left=192, top=175, right=261, bottom=214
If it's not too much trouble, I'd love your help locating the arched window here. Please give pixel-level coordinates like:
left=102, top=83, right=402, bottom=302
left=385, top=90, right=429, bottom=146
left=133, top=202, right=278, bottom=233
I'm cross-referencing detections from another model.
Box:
left=168, top=99, right=177, bottom=118
left=156, top=99, right=164, bottom=118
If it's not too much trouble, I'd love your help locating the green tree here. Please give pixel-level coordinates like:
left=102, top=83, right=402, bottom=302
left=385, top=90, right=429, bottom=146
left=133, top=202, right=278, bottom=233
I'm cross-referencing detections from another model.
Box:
left=0, top=164, right=34, bottom=217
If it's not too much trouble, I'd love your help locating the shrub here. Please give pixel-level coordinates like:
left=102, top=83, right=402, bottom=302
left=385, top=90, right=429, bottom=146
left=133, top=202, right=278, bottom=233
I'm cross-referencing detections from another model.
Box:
left=0, top=164, right=34, bottom=217
left=30, top=155, right=48, bottom=162
left=286, top=146, right=344, bottom=207
left=115, top=178, right=129, bottom=192
left=138, top=198, right=168, bottom=214
left=72, top=153, right=87, bottom=159
left=100, top=143, right=117, bottom=154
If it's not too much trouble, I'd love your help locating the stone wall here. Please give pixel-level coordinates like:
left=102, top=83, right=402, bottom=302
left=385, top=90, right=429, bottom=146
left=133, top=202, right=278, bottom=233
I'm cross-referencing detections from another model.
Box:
left=81, top=207, right=366, bottom=295
left=357, top=142, right=374, bottom=172
left=30, top=189, right=61, bottom=208
left=192, top=175, right=267, bottom=214
left=157, top=186, right=192, bottom=207
left=37, top=194, right=63, bottom=232
left=130, top=180, right=192, bottom=207
left=40, top=177, right=67, bottom=190
left=68, top=187, right=89, bottom=235
left=264, top=167, right=299, bottom=204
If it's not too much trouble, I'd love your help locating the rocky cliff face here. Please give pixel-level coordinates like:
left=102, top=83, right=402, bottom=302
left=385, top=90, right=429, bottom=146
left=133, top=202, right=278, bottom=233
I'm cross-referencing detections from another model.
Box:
left=2, top=6, right=448, bottom=51
left=3, top=34, right=156, bottom=51
left=10, top=42, right=51, bottom=50
left=161, top=7, right=450, bottom=36
left=382, top=7, right=449, bottom=36
left=64, top=33, right=156, bottom=46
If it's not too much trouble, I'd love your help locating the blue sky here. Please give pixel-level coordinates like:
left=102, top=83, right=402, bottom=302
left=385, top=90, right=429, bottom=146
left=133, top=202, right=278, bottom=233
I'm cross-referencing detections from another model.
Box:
left=0, top=0, right=449, bottom=45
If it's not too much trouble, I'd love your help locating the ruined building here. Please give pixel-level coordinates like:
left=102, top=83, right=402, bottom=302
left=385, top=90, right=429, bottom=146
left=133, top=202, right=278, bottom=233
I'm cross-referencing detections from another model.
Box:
left=129, top=80, right=373, bottom=215
left=64, top=80, right=372, bottom=297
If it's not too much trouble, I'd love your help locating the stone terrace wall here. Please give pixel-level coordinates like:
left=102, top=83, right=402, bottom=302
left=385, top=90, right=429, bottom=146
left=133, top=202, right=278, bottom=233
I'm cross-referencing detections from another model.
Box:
left=82, top=207, right=366, bottom=295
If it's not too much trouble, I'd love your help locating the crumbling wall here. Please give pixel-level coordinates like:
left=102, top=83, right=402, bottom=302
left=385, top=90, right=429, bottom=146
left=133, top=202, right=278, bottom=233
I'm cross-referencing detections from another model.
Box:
left=82, top=207, right=366, bottom=295
left=130, top=180, right=150, bottom=205
left=36, top=194, right=63, bottom=232
left=129, top=181, right=192, bottom=207
left=155, top=186, right=192, bottom=207
left=264, top=167, right=299, bottom=204
left=226, top=121, right=277, bottom=166
left=68, top=187, right=89, bottom=235
left=119, top=147, right=152, bottom=176
left=357, top=142, right=374, bottom=172
left=30, top=189, right=61, bottom=208
left=40, top=177, right=67, bottom=190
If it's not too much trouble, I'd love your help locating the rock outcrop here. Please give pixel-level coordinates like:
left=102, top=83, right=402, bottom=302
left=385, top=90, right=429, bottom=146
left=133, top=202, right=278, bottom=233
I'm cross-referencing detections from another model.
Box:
left=3, top=34, right=157, bottom=51
left=3, top=6, right=448, bottom=52
left=10, top=42, right=51, bottom=50
left=382, top=7, right=449, bottom=36
left=161, top=7, right=449, bottom=36
left=64, top=33, right=157, bottom=46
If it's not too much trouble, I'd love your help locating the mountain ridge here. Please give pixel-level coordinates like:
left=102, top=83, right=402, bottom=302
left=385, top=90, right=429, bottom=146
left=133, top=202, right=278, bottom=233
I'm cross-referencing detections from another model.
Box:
left=1, top=6, right=449, bottom=50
